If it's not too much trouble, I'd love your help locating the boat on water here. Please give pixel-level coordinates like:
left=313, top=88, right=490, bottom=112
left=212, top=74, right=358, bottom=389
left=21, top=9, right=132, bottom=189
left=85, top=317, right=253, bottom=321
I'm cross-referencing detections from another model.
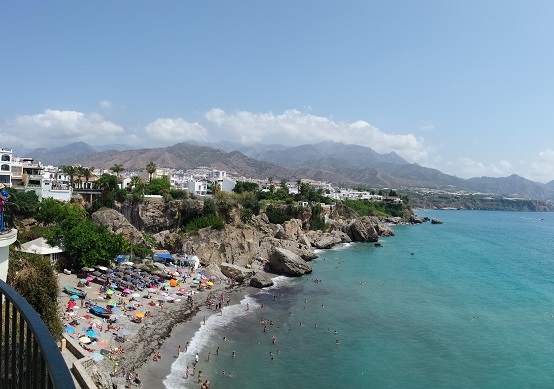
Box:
left=63, top=285, right=87, bottom=298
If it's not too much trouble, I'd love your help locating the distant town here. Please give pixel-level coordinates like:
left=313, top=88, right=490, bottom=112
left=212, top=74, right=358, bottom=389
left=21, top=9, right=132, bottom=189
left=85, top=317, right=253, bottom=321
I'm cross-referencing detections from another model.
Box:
left=0, top=147, right=403, bottom=204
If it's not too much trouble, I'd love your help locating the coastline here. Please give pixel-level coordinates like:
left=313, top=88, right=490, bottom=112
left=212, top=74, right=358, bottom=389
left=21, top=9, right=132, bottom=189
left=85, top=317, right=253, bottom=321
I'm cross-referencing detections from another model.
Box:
left=136, top=285, right=256, bottom=388
left=58, top=269, right=254, bottom=389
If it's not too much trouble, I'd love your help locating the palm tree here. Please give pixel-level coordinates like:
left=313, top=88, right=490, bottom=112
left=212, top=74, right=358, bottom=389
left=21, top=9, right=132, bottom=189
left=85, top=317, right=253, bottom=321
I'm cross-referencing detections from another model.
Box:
left=146, top=162, right=156, bottom=183
left=110, top=164, right=124, bottom=178
left=61, top=165, right=76, bottom=188
left=130, top=175, right=142, bottom=190
left=75, top=166, right=85, bottom=189
left=81, top=167, right=94, bottom=189
left=268, top=176, right=274, bottom=193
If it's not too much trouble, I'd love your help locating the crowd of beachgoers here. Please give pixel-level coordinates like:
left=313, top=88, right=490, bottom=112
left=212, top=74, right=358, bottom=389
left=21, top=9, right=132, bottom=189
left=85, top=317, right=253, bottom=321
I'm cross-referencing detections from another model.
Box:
left=58, top=261, right=238, bottom=388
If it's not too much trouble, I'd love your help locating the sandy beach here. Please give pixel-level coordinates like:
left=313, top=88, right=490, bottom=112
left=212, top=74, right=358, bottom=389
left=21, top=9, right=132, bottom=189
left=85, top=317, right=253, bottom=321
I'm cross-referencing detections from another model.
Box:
left=58, top=264, right=255, bottom=388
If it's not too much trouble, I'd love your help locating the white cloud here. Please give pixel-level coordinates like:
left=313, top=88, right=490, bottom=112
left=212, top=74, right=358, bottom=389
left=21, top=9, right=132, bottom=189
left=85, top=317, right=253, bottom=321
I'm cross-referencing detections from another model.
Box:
left=205, top=108, right=428, bottom=163
left=529, top=149, right=554, bottom=183
left=99, top=100, right=113, bottom=109
left=5, top=109, right=124, bottom=148
left=145, top=118, right=208, bottom=144
left=446, top=157, right=514, bottom=179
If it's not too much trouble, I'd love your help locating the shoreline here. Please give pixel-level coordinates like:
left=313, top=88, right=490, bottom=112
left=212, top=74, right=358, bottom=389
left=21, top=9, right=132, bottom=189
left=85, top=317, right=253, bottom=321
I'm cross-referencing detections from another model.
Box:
left=57, top=268, right=254, bottom=389
left=136, top=285, right=256, bottom=388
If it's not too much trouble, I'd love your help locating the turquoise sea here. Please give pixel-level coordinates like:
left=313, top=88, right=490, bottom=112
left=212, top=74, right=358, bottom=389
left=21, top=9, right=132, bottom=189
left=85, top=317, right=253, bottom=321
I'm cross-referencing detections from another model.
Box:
left=164, top=210, right=554, bottom=388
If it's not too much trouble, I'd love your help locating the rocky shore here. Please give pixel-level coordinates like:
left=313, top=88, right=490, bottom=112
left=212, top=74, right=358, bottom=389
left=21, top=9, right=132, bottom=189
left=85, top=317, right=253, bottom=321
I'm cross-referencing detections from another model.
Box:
left=93, top=201, right=405, bottom=283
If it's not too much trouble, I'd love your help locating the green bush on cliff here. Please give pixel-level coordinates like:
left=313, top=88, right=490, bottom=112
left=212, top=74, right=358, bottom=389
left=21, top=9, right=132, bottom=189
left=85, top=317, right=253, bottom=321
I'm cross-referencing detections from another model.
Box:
left=7, top=250, right=63, bottom=340
left=183, top=215, right=225, bottom=231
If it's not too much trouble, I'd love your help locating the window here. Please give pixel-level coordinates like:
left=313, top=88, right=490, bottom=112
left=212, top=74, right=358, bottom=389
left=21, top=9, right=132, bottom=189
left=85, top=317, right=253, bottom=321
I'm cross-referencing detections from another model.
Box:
left=0, top=175, right=9, bottom=184
left=1, top=164, right=9, bottom=171
left=1, top=154, right=10, bottom=162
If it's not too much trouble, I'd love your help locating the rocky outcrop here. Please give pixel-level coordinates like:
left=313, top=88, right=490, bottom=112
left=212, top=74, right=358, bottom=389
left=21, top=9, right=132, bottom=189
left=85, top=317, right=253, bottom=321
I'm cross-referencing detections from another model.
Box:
left=269, top=247, right=312, bottom=276
left=410, top=215, right=424, bottom=224
left=431, top=218, right=443, bottom=224
left=250, top=272, right=274, bottom=288
left=346, top=217, right=379, bottom=242
left=275, top=219, right=311, bottom=247
left=306, top=230, right=351, bottom=249
left=116, top=198, right=205, bottom=233
left=219, top=263, right=255, bottom=282
left=91, top=208, right=144, bottom=244
left=259, top=237, right=318, bottom=261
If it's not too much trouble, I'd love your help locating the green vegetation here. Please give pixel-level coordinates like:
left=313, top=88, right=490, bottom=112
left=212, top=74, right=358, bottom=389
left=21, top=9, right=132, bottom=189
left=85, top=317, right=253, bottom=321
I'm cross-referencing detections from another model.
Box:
left=36, top=199, right=130, bottom=269
left=342, top=199, right=407, bottom=218
left=407, top=192, right=554, bottom=212
left=7, top=250, right=64, bottom=340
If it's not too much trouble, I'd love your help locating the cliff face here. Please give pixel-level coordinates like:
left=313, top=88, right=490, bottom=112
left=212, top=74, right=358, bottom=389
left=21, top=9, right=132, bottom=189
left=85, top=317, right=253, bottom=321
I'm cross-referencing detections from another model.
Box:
left=97, top=198, right=409, bottom=279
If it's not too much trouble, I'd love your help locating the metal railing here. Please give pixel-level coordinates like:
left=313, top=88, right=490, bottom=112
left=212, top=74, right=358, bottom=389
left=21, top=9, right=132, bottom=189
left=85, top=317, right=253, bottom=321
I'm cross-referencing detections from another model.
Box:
left=0, top=280, right=75, bottom=388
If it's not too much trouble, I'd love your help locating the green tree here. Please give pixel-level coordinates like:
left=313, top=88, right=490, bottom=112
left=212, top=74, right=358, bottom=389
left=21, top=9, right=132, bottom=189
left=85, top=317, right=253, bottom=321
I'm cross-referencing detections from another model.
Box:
left=145, top=177, right=170, bottom=195
left=130, top=175, right=143, bottom=191
left=95, top=173, right=119, bottom=192
left=110, top=164, right=125, bottom=178
left=203, top=197, right=217, bottom=217
left=47, top=217, right=129, bottom=269
left=233, top=181, right=259, bottom=194
left=7, top=250, right=64, bottom=340
left=61, top=165, right=76, bottom=188
left=81, top=167, right=94, bottom=189
left=146, top=161, right=157, bottom=183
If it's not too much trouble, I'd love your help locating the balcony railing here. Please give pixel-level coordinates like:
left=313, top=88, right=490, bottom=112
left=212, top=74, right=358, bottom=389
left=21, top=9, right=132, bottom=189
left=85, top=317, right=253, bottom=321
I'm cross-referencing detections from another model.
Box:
left=0, top=280, right=75, bottom=388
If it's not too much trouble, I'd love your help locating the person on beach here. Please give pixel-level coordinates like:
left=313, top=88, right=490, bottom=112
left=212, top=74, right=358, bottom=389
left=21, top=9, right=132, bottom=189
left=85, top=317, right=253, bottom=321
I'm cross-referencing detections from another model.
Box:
left=207, top=352, right=210, bottom=361
left=177, top=345, right=181, bottom=356
left=216, top=346, right=219, bottom=355
left=232, top=350, right=236, bottom=358
left=185, top=366, right=189, bottom=379
left=197, top=370, right=202, bottom=384
left=195, top=352, right=199, bottom=365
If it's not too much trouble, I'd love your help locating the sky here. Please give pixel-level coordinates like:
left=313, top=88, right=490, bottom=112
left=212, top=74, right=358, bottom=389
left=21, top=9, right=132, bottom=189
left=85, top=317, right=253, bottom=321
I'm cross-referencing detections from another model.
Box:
left=2, top=1, right=554, bottom=182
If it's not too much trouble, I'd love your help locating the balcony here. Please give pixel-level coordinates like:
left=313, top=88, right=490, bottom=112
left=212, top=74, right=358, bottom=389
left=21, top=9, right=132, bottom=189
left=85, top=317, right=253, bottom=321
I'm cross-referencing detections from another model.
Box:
left=0, top=279, right=75, bottom=388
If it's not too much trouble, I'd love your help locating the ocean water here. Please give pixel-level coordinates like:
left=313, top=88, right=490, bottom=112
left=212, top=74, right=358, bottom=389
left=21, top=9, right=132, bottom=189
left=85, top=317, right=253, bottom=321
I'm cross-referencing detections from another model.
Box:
left=164, top=210, right=554, bottom=388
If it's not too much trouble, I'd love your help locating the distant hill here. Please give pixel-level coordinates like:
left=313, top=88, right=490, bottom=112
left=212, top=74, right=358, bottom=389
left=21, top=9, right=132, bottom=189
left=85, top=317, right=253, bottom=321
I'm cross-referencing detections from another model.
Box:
left=23, top=141, right=554, bottom=201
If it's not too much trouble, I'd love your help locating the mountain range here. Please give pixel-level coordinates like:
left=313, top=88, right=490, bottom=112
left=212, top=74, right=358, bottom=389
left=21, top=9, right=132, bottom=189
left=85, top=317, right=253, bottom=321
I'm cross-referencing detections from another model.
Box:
left=12, top=141, right=554, bottom=202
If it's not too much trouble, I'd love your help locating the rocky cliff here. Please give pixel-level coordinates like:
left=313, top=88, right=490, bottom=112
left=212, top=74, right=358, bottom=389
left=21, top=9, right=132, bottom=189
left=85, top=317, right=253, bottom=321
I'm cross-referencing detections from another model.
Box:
left=94, top=199, right=412, bottom=284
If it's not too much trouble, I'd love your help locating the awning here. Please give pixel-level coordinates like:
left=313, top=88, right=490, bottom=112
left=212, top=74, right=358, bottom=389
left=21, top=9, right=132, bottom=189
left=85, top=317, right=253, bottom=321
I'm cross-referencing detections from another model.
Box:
left=155, top=253, right=174, bottom=259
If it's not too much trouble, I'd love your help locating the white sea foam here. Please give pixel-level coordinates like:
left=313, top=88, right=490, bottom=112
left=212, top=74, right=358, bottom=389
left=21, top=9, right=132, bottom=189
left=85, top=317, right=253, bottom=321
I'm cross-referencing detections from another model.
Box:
left=163, top=294, right=260, bottom=389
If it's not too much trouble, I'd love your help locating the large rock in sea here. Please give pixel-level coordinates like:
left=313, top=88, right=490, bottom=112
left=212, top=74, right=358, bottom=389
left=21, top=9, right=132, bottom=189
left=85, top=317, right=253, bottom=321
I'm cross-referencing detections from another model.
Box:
left=431, top=218, right=443, bottom=224
left=250, top=271, right=275, bottom=288
left=305, top=230, right=351, bottom=249
left=347, top=217, right=379, bottom=242
left=91, top=208, right=144, bottom=244
left=219, top=263, right=255, bottom=283
left=269, top=247, right=312, bottom=276
left=259, top=237, right=318, bottom=261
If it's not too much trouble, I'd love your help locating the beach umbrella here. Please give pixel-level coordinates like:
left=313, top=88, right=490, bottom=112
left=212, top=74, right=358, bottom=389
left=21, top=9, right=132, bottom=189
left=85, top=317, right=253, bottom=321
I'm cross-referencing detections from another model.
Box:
left=86, top=276, right=94, bottom=281
left=70, top=295, right=79, bottom=300
left=206, top=281, right=214, bottom=286
left=64, top=326, right=75, bottom=334
left=92, top=271, right=101, bottom=277
left=118, top=328, right=131, bottom=336
left=106, top=289, right=114, bottom=295
left=177, top=287, right=186, bottom=292
left=88, top=319, right=102, bottom=328
left=131, top=293, right=141, bottom=298
left=111, top=306, right=121, bottom=312
left=107, top=300, right=117, bottom=307
left=134, top=311, right=145, bottom=318
left=86, top=330, right=98, bottom=338
left=91, top=352, right=104, bottom=361
left=79, top=336, right=91, bottom=344
left=147, top=288, right=157, bottom=293
left=123, top=288, right=131, bottom=294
